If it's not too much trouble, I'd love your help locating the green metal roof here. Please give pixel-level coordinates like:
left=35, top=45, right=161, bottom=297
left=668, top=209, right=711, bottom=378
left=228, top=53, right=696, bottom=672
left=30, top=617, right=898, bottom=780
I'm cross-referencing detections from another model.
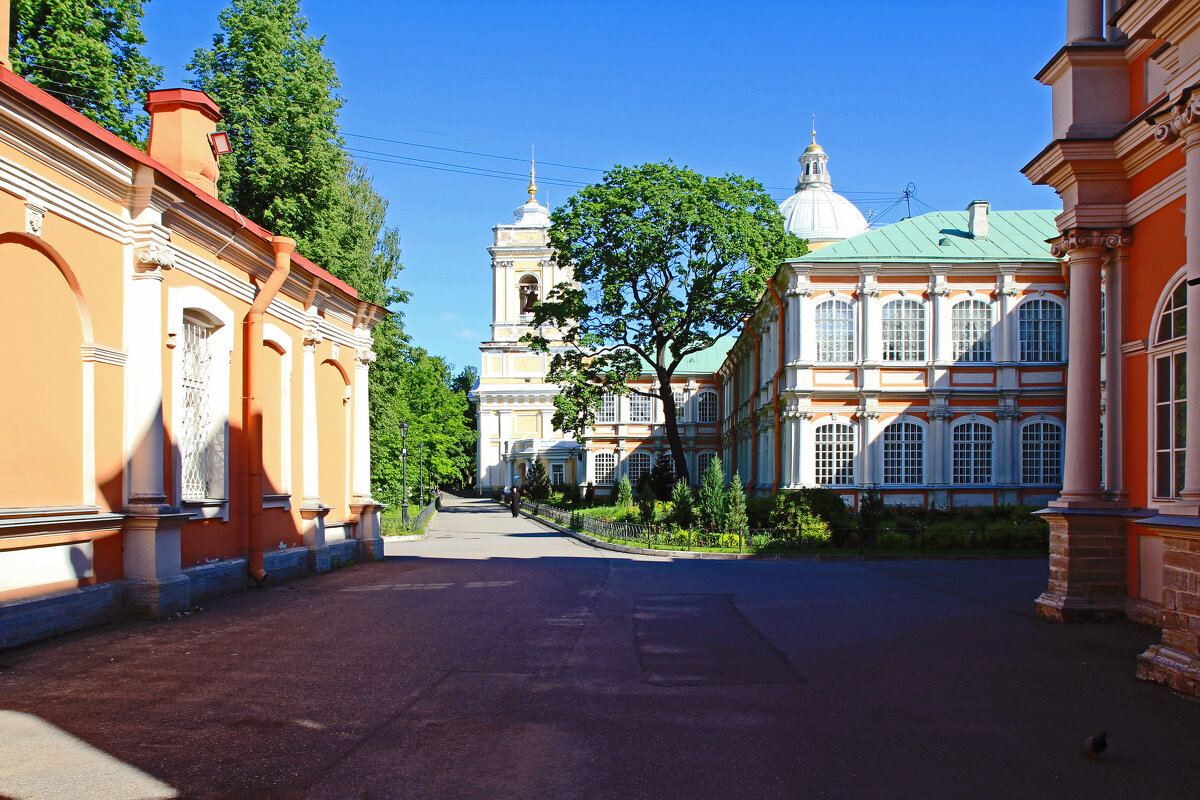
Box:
left=638, top=335, right=735, bottom=376
left=792, top=209, right=1061, bottom=263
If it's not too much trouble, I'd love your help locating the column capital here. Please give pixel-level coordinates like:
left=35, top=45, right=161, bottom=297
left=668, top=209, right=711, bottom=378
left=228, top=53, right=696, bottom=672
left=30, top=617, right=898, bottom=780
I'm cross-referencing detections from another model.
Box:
left=355, top=348, right=376, bottom=368
left=1049, top=228, right=1131, bottom=258
left=1153, top=96, right=1200, bottom=147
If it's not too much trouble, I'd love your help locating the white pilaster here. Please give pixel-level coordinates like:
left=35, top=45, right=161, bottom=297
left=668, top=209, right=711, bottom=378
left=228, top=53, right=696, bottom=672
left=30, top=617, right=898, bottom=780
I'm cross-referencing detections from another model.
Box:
left=351, top=345, right=374, bottom=501
left=301, top=322, right=321, bottom=505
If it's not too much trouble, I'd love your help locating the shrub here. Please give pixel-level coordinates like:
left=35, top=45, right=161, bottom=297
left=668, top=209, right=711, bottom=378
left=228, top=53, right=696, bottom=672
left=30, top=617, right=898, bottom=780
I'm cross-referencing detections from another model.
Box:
left=648, top=455, right=676, bottom=499
left=858, top=487, right=885, bottom=544
left=637, top=482, right=657, bottom=525
left=615, top=475, right=633, bottom=509
left=769, top=492, right=833, bottom=548
left=877, top=530, right=910, bottom=550
left=925, top=519, right=978, bottom=550
left=696, top=456, right=726, bottom=531
left=799, top=488, right=854, bottom=530
left=984, top=519, right=1049, bottom=551
left=585, top=482, right=595, bottom=505
left=525, top=460, right=552, bottom=502
left=746, top=496, right=774, bottom=528
left=725, top=473, right=749, bottom=542
left=561, top=482, right=582, bottom=505
left=670, top=481, right=695, bottom=529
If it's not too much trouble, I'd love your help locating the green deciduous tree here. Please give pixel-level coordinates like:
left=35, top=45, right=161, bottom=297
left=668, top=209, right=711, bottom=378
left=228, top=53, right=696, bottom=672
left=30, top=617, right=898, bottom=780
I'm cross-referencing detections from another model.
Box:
left=696, top=455, right=726, bottom=532
left=529, top=162, right=804, bottom=483
left=10, top=0, right=163, bottom=144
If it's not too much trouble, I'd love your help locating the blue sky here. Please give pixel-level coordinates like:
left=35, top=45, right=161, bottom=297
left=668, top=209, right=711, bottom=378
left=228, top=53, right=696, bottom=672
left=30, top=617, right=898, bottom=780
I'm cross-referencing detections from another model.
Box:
left=142, top=0, right=1065, bottom=375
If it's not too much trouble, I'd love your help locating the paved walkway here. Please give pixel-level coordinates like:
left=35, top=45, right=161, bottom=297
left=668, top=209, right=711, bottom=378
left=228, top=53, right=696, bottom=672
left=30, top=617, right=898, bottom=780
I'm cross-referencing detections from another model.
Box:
left=1, top=494, right=1198, bottom=799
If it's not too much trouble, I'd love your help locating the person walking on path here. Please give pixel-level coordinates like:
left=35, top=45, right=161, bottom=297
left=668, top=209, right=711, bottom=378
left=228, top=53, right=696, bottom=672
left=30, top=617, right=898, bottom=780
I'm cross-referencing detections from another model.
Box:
left=509, top=486, right=521, bottom=518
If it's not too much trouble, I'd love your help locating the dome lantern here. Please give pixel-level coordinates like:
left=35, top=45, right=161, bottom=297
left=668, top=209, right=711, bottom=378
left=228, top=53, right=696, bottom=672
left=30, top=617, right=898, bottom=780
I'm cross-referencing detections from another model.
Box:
left=777, top=126, right=869, bottom=249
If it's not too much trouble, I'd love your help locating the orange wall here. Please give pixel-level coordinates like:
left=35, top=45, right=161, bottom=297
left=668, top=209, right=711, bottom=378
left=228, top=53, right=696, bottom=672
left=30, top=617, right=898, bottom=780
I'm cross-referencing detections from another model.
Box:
left=0, top=241, right=85, bottom=507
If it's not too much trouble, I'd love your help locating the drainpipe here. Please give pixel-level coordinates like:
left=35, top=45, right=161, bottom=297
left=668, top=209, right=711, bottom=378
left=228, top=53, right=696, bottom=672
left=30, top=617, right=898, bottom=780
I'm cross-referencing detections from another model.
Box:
left=244, top=235, right=294, bottom=584
left=767, top=279, right=787, bottom=492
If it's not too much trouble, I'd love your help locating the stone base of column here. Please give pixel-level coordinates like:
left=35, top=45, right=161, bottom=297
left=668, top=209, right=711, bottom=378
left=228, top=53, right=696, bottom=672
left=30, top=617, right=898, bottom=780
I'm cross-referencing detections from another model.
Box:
left=1137, top=645, right=1200, bottom=697
left=1034, top=508, right=1131, bottom=622
left=124, top=575, right=191, bottom=619
left=307, top=544, right=332, bottom=574
left=351, top=500, right=384, bottom=562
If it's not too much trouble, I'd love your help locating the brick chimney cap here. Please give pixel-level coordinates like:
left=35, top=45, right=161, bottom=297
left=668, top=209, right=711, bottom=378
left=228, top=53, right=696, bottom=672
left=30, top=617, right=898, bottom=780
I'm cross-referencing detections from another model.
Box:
left=144, top=88, right=223, bottom=122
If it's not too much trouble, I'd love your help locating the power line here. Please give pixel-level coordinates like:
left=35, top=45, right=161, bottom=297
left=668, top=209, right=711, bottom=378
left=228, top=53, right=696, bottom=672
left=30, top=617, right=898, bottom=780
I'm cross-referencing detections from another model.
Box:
left=345, top=132, right=604, bottom=172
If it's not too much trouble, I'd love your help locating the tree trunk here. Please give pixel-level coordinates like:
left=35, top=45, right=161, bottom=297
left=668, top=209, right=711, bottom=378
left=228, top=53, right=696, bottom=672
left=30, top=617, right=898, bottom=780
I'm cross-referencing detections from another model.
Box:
left=656, top=375, right=690, bottom=484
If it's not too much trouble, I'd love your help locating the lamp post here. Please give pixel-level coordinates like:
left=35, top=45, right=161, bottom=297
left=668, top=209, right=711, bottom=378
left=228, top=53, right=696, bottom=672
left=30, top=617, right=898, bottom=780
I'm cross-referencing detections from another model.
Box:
left=418, top=441, right=424, bottom=508
left=400, top=421, right=409, bottom=523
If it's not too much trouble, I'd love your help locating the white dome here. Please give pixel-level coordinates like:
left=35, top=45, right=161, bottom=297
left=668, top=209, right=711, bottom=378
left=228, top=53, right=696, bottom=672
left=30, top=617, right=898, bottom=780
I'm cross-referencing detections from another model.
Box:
left=777, top=134, right=869, bottom=245
left=779, top=187, right=868, bottom=244
left=513, top=198, right=550, bottom=227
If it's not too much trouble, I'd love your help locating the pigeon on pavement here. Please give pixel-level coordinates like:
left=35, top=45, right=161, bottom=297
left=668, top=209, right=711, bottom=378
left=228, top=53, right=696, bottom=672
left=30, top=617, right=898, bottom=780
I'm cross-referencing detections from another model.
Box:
left=1082, top=731, right=1108, bottom=759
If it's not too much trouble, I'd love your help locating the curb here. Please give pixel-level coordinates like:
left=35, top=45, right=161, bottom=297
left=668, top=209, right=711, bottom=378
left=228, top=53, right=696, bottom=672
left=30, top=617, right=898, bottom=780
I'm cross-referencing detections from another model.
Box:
left=518, top=508, right=1047, bottom=562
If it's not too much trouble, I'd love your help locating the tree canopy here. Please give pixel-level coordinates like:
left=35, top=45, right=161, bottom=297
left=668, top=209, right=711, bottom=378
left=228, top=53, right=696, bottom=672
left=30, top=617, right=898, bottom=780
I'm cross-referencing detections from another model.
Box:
left=528, top=162, right=805, bottom=481
left=9, top=0, right=163, bottom=144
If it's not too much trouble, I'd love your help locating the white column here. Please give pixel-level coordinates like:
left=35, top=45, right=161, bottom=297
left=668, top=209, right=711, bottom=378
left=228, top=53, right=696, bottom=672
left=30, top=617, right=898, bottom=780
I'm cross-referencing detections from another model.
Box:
left=301, top=326, right=321, bottom=504
left=798, top=413, right=816, bottom=486
left=860, top=285, right=881, bottom=362
left=351, top=346, right=374, bottom=500
left=931, top=277, right=952, bottom=363
left=126, top=256, right=169, bottom=507
left=861, top=413, right=881, bottom=485
left=799, top=291, right=816, bottom=362
left=997, top=412, right=1017, bottom=485
left=929, top=407, right=951, bottom=486
left=1183, top=130, right=1200, bottom=504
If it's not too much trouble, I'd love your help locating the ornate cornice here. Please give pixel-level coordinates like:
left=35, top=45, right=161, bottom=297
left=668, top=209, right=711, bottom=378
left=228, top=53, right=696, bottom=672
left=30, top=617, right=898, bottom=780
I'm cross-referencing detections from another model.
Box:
left=1152, top=96, right=1200, bottom=147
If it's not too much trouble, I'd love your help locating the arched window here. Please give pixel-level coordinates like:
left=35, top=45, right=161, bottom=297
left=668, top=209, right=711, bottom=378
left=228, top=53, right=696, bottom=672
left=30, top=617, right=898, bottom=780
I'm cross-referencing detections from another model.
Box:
left=518, top=274, right=539, bottom=315
left=1021, top=420, right=1063, bottom=485
left=1153, top=279, right=1187, bottom=499
left=697, top=390, right=718, bottom=423
left=180, top=312, right=225, bottom=501
left=883, top=421, right=924, bottom=484
left=594, top=452, right=615, bottom=485
left=951, top=299, right=992, bottom=362
left=627, top=451, right=652, bottom=486
left=1019, top=298, right=1063, bottom=362
left=672, top=389, right=686, bottom=421
left=815, top=299, right=854, bottom=362
left=815, top=421, right=855, bottom=486
left=697, top=451, right=717, bottom=479
left=952, top=420, right=993, bottom=484
left=882, top=298, right=926, bottom=361
left=596, top=393, right=616, bottom=423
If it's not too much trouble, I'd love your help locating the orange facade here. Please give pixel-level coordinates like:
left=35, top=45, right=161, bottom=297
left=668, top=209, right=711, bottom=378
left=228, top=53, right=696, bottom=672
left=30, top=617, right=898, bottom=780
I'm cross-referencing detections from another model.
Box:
left=1025, top=0, right=1200, bottom=696
left=0, top=72, right=385, bottom=647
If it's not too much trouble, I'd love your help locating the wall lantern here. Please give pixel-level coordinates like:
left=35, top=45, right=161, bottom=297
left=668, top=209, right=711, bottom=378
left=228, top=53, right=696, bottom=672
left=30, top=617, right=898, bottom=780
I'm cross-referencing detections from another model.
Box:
left=208, top=131, right=232, bottom=156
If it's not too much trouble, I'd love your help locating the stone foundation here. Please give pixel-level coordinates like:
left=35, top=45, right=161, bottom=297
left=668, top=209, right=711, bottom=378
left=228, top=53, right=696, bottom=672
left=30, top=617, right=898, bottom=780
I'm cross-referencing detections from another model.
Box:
left=0, top=583, right=123, bottom=649
left=1035, top=508, right=1131, bottom=622
left=1136, top=531, right=1200, bottom=697
left=124, top=574, right=191, bottom=619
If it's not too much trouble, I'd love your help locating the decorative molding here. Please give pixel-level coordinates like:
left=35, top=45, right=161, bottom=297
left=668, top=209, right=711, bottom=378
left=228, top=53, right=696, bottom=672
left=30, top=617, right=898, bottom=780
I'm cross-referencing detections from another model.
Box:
left=355, top=348, right=377, bottom=368
left=24, top=199, right=44, bottom=236
left=1152, top=96, right=1200, bottom=146
left=1048, top=228, right=1132, bottom=258
left=134, top=242, right=175, bottom=271
left=80, top=344, right=127, bottom=366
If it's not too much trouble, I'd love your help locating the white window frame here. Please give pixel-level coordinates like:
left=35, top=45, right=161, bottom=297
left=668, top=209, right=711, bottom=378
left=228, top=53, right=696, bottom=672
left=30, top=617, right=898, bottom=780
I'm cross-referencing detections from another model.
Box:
left=630, top=393, right=653, bottom=423
left=697, top=450, right=717, bottom=482
left=697, top=390, right=718, bottom=423
left=551, top=463, right=565, bottom=487
left=672, top=389, right=686, bottom=422
left=594, top=452, right=616, bottom=485
left=596, top=393, right=616, bottom=423
left=951, top=419, right=994, bottom=485
left=1020, top=418, right=1064, bottom=485
left=951, top=298, right=993, bottom=362
left=1151, top=276, right=1188, bottom=501
left=168, top=286, right=235, bottom=519
left=815, top=298, right=855, bottom=363
left=882, top=419, right=925, bottom=485
left=814, top=420, right=855, bottom=486
left=881, top=297, right=926, bottom=362
left=627, top=451, right=652, bottom=486
left=1018, top=297, right=1065, bottom=363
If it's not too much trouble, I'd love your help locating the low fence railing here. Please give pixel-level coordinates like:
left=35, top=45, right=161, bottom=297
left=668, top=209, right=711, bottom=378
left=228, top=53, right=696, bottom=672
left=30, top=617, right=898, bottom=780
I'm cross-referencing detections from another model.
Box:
left=381, top=494, right=440, bottom=535
left=516, top=499, right=1048, bottom=555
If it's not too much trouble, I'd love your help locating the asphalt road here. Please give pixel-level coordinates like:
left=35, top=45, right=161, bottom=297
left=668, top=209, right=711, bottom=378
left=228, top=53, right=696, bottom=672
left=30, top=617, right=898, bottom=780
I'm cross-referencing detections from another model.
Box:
left=1, top=494, right=1198, bottom=799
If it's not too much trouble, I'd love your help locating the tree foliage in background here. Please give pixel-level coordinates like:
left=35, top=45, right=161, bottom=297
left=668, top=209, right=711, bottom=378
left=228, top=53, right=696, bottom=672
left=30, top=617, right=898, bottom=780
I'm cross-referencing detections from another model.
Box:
left=189, top=0, right=482, bottom=508
left=10, top=0, right=163, bottom=144
left=647, top=454, right=675, bottom=500
left=371, top=344, right=477, bottom=505
left=696, top=455, right=726, bottom=532
left=528, top=162, right=805, bottom=483
left=670, top=480, right=694, bottom=529
left=615, top=475, right=633, bottom=509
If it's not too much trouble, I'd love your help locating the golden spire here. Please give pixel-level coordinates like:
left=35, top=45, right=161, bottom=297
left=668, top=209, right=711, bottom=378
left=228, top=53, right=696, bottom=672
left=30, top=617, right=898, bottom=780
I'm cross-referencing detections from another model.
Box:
left=811, top=114, right=817, bottom=144
left=527, top=145, right=538, bottom=203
